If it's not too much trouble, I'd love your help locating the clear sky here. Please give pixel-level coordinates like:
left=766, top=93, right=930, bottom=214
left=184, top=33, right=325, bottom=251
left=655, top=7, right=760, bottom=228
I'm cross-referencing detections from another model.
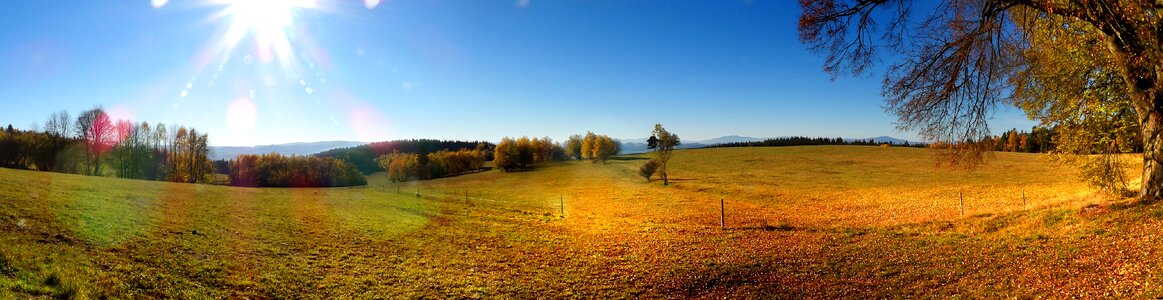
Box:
left=0, top=0, right=1035, bottom=146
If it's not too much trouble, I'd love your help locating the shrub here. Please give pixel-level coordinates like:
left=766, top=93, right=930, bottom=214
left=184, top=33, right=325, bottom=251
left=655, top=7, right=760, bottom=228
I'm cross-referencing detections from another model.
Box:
left=639, top=159, right=660, bottom=182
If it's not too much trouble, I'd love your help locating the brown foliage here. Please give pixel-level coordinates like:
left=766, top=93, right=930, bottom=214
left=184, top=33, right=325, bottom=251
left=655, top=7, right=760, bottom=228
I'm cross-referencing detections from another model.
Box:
left=494, top=136, right=566, bottom=172
left=230, top=153, right=366, bottom=187
left=799, top=0, right=1163, bottom=199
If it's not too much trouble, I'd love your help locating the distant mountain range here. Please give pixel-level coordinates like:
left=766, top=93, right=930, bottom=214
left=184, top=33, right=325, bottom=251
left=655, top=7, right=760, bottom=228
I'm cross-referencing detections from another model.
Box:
left=694, top=135, right=766, bottom=145
left=210, top=141, right=367, bottom=161
left=616, top=137, right=707, bottom=155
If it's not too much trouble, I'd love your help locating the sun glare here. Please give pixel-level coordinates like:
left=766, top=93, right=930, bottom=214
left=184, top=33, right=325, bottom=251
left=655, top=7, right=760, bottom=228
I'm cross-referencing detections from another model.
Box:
left=211, top=0, right=315, bottom=68
left=227, top=0, right=296, bottom=31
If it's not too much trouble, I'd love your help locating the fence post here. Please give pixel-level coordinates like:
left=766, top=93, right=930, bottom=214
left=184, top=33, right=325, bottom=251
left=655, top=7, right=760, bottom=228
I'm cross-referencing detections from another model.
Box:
left=720, top=198, right=725, bottom=229
left=959, top=190, right=964, bottom=216
left=1021, top=187, right=1026, bottom=205
left=560, top=195, right=564, bottom=218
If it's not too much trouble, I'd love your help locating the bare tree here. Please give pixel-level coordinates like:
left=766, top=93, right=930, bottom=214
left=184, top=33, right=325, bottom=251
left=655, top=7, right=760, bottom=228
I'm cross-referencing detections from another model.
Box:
left=799, top=0, right=1163, bottom=201
left=45, top=110, right=71, bottom=138
left=39, top=110, right=73, bottom=172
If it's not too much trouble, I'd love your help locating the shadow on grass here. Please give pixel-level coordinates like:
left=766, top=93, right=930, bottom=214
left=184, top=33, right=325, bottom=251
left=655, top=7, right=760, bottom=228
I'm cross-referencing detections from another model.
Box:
left=733, top=224, right=796, bottom=232
left=1105, top=196, right=1153, bottom=211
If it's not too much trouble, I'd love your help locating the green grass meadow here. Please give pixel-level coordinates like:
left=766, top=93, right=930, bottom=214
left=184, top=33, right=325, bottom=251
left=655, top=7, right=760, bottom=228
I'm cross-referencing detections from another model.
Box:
left=3, top=146, right=1163, bottom=298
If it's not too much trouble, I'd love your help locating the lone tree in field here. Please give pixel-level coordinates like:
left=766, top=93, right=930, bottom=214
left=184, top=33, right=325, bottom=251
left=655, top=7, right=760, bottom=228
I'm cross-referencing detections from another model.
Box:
left=799, top=0, right=1163, bottom=201
left=648, top=124, right=679, bottom=185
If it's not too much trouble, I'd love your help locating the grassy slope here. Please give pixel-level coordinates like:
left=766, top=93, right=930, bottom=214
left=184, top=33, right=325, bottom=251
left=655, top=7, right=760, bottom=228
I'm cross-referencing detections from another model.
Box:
left=2, top=145, right=1162, bottom=298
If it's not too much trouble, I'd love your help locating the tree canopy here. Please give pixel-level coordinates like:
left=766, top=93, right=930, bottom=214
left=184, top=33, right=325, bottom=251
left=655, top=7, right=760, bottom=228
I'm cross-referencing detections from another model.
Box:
left=648, top=124, right=680, bottom=185
left=799, top=0, right=1162, bottom=200
left=316, top=139, right=493, bottom=174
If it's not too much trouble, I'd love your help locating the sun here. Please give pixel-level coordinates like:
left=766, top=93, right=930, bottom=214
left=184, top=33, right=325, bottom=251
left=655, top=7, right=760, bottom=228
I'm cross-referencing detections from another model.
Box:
left=212, top=0, right=316, bottom=67
left=225, top=0, right=299, bottom=33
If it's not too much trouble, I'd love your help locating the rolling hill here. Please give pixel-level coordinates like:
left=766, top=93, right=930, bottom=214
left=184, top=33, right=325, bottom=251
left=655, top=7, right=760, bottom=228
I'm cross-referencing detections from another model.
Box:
left=2, top=146, right=1150, bottom=298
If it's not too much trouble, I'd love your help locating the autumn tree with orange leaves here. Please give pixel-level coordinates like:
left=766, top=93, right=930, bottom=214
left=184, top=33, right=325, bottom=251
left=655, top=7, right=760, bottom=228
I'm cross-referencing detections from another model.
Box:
left=800, top=0, right=1162, bottom=200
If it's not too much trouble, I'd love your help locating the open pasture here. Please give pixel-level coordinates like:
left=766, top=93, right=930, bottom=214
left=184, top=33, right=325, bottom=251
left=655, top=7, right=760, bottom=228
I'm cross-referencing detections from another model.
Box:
left=2, top=146, right=1162, bottom=298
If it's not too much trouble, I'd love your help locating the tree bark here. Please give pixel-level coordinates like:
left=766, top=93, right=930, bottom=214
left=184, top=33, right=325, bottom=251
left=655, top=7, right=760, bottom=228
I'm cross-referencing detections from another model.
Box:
left=1140, top=98, right=1163, bottom=201
left=1102, top=30, right=1159, bottom=202
left=661, top=163, right=668, bottom=186
left=1121, top=54, right=1162, bottom=202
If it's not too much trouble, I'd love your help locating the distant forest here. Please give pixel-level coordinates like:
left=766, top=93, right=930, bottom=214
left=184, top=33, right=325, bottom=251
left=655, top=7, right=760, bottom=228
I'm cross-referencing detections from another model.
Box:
left=0, top=107, right=215, bottom=183
left=1, top=107, right=367, bottom=188
left=710, top=136, right=927, bottom=148
left=228, top=153, right=366, bottom=187
left=351, top=133, right=619, bottom=182
left=707, top=126, right=1122, bottom=155
left=315, top=139, right=494, bottom=175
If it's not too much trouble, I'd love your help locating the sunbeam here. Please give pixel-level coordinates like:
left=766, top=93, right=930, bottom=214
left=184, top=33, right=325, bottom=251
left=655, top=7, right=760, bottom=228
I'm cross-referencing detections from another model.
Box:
left=210, top=0, right=316, bottom=71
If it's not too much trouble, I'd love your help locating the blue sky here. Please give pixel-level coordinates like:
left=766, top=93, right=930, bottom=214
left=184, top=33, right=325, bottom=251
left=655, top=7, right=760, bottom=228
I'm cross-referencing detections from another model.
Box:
left=0, top=0, right=1035, bottom=146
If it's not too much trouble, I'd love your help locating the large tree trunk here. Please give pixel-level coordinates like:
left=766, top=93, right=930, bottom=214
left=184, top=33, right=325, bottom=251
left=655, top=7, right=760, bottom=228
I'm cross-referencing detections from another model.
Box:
left=1104, top=36, right=1160, bottom=202
left=1140, top=98, right=1163, bottom=201
left=1131, top=53, right=1163, bottom=201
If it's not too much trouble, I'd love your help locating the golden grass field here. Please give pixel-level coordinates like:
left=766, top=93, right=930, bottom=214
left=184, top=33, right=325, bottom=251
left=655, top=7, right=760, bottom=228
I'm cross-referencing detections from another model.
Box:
left=2, top=145, right=1162, bottom=298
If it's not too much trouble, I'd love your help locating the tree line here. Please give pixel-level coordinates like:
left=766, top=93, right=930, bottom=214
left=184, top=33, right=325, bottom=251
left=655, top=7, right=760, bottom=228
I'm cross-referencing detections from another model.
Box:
left=709, top=136, right=926, bottom=148
left=975, top=127, right=1056, bottom=154
left=374, top=133, right=622, bottom=179
left=563, top=132, right=622, bottom=164
left=315, top=139, right=493, bottom=174
left=228, top=153, right=366, bottom=187
left=377, top=148, right=487, bottom=182
left=974, top=126, right=1143, bottom=155
left=494, top=136, right=569, bottom=172
left=0, top=106, right=214, bottom=183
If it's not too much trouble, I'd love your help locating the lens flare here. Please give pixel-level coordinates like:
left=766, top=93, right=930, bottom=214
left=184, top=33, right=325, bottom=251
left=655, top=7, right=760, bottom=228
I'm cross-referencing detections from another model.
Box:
left=227, top=97, right=258, bottom=135
left=104, top=105, right=137, bottom=123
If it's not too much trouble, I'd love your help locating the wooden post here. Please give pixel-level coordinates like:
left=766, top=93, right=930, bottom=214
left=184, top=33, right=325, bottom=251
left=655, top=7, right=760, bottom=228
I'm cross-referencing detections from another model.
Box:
left=959, top=190, right=964, bottom=216
left=1021, top=187, right=1026, bottom=205
left=560, top=195, right=564, bottom=218
left=720, top=198, right=725, bottom=229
